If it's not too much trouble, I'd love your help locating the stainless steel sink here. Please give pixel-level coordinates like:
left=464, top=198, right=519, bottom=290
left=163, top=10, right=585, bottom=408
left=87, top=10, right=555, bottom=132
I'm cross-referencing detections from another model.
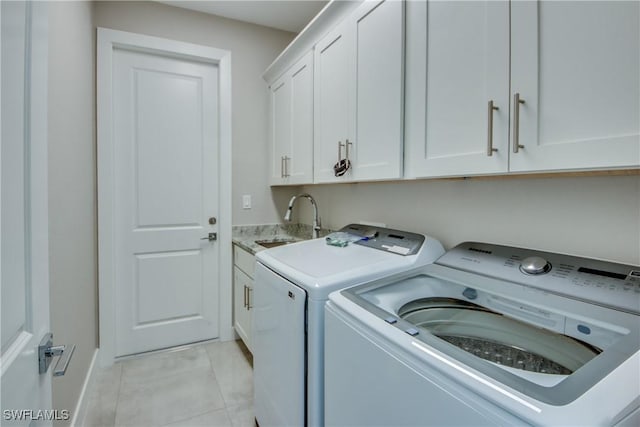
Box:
left=255, top=239, right=295, bottom=249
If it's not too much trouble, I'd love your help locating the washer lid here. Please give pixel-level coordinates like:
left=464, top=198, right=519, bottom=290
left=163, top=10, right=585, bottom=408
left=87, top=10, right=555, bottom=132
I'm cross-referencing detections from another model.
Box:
left=398, top=297, right=599, bottom=375
left=256, top=238, right=421, bottom=299
left=335, top=266, right=640, bottom=406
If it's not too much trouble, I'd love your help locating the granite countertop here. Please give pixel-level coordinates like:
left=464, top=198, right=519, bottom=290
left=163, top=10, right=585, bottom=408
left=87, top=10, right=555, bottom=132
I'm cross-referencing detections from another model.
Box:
left=232, top=223, right=332, bottom=255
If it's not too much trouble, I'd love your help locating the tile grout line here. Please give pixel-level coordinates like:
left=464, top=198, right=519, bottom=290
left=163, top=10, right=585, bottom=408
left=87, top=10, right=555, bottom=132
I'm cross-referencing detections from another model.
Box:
left=112, top=363, right=124, bottom=427
left=158, top=407, right=230, bottom=427
left=206, top=345, right=235, bottom=410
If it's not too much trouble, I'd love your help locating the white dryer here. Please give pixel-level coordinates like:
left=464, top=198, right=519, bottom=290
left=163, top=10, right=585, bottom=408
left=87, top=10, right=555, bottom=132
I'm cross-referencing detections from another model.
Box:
left=325, top=242, right=640, bottom=426
left=252, top=224, right=445, bottom=427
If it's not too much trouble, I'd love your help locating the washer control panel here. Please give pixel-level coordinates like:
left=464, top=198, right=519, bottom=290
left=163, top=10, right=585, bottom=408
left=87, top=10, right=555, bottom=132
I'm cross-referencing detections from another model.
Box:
left=437, top=242, right=640, bottom=314
left=520, top=256, right=552, bottom=275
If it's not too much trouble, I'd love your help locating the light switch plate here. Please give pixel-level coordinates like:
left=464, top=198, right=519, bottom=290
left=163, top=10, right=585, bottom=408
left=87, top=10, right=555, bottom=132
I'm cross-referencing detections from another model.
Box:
left=242, top=195, right=252, bottom=209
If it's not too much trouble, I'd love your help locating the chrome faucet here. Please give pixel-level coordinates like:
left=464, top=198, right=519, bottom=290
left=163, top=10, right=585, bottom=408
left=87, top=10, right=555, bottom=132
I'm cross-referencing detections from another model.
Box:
left=284, top=193, right=322, bottom=239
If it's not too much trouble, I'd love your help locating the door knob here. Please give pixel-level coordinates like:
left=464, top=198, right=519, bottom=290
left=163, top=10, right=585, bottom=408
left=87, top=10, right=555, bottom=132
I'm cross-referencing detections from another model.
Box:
left=201, top=232, right=217, bottom=241
left=38, top=333, right=75, bottom=376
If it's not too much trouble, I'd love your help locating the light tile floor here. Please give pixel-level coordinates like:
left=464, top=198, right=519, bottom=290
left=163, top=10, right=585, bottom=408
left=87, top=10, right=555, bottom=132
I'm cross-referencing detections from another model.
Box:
left=83, top=340, right=254, bottom=427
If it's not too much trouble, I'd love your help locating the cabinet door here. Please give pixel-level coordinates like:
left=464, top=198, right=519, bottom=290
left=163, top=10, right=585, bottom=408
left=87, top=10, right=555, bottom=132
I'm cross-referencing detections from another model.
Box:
left=314, top=20, right=353, bottom=183
left=287, top=52, right=314, bottom=184
left=405, top=0, right=510, bottom=178
left=269, top=52, right=314, bottom=185
left=510, top=1, right=640, bottom=172
left=269, top=74, right=291, bottom=184
left=351, top=0, right=405, bottom=181
left=233, top=266, right=252, bottom=352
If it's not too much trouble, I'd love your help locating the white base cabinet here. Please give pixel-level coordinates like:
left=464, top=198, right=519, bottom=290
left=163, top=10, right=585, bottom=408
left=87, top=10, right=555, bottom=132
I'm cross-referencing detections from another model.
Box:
left=405, top=0, right=639, bottom=178
left=233, top=245, right=255, bottom=352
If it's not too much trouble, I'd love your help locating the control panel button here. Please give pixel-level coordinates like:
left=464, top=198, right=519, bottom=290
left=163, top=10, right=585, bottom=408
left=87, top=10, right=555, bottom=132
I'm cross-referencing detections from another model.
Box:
left=520, top=256, right=552, bottom=275
left=405, top=328, right=420, bottom=336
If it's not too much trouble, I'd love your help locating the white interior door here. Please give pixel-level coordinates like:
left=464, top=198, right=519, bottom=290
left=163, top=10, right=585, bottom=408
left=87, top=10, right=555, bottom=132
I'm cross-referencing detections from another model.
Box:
left=111, top=44, right=221, bottom=356
left=1, top=1, right=53, bottom=423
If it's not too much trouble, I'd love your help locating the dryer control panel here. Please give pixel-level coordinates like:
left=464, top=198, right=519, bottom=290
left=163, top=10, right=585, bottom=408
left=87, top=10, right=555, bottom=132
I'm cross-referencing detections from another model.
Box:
left=338, top=224, right=425, bottom=256
left=436, top=242, right=640, bottom=314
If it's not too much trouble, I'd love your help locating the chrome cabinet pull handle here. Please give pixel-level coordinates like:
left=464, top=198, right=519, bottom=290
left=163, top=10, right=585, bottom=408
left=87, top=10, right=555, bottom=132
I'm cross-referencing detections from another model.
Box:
left=247, top=287, right=253, bottom=309
left=487, top=100, right=499, bottom=156
left=346, top=139, right=353, bottom=161
left=338, top=141, right=345, bottom=161
left=513, top=93, right=525, bottom=153
left=243, top=285, right=248, bottom=308
left=280, top=156, right=285, bottom=178
left=283, top=156, right=290, bottom=177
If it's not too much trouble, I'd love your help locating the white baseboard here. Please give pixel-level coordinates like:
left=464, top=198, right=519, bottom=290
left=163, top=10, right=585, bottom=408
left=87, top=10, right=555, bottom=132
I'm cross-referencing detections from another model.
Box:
left=70, top=348, right=99, bottom=427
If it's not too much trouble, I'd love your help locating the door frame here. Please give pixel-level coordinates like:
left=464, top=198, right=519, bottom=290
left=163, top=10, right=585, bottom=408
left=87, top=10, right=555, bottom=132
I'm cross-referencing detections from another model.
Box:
left=96, top=28, right=233, bottom=366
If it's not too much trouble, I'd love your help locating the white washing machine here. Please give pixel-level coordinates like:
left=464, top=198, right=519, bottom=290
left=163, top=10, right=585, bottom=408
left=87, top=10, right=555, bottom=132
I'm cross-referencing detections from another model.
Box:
left=252, top=224, right=445, bottom=427
left=325, top=242, right=640, bottom=426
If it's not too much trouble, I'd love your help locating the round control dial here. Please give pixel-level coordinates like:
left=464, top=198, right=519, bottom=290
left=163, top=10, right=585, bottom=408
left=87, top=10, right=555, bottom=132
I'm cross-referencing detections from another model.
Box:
left=520, top=256, right=552, bottom=275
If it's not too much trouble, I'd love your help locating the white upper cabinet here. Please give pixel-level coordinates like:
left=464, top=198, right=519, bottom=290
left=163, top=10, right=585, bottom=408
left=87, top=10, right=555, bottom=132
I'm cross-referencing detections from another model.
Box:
left=314, top=0, right=404, bottom=183
left=352, top=0, right=404, bottom=181
left=510, top=1, right=640, bottom=172
left=269, top=51, right=314, bottom=185
left=314, top=19, right=352, bottom=183
left=405, top=1, right=510, bottom=178
left=406, top=0, right=640, bottom=178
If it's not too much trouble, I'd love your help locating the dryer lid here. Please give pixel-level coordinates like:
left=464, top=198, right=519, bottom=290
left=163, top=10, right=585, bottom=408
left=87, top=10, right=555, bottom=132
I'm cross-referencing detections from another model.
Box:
left=255, top=228, right=444, bottom=299
left=256, top=238, right=418, bottom=298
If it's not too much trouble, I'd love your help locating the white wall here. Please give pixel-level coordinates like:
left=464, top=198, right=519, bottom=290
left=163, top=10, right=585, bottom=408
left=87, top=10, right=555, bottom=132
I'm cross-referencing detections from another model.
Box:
left=48, top=1, right=96, bottom=424
left=300, top=175, right=640, bottom=265
left=94, top=1, right=298, bottom=225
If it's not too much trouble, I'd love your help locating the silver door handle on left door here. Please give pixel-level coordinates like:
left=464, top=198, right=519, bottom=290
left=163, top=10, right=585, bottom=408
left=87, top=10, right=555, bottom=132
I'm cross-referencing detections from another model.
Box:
left=38, top=333, right=75, bottom=376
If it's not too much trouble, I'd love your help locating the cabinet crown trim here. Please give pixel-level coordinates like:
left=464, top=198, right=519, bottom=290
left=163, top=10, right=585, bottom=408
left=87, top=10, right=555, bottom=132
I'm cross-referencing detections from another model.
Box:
left=262, top=0, right=361, bottom=84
